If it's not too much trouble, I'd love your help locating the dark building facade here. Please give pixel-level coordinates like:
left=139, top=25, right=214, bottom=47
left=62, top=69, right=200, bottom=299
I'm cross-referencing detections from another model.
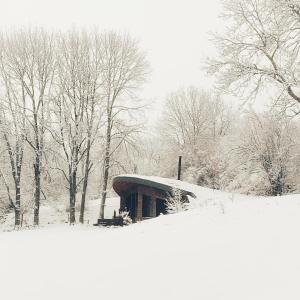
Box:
left=113, top=175, right=196, bottom=222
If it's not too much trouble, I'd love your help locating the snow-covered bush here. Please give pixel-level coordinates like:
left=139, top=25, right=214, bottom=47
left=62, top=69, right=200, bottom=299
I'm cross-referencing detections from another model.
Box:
left=232, top=111, right=298, bottom=196
left=166, top=188, right=190, bottom=214
left=120, top=211, right=132, bottom=225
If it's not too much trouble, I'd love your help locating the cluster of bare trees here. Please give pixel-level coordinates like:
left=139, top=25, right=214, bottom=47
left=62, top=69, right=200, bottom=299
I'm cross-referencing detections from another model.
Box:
left=150, top=87, right=233, bottom=189
left=148, top=0, right=300, bottom=196
left=141, top=0, right=300, bottom=197
left=147, top=86, right=300, bottom=196
left=198, top=0, right=300, bottom=194
left=0, top=28, right=148, bottom=226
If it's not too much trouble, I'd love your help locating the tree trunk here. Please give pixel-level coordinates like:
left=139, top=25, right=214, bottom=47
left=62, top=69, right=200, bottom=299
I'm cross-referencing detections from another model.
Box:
left=79, top=175, right=88, bottom=224
left=272, top=171, right=285, bottom=196
left=33, top=109, right=42, bottom=226
left=14, top=207, right=21, bottom=227
left=69, top=168, right=77, bottom=224
left=69, top=195, right=76, bottom=224
left=33, top=156, right=41, bottom=226
left=4, top=134, right=23, bottom=227
left=100, top=162, right=109, bottom=219
left=79, top=140, right=91, bottom=224
left=14, top=181, right=21, bottom=226
left=100, top=120, right=111, bottom=219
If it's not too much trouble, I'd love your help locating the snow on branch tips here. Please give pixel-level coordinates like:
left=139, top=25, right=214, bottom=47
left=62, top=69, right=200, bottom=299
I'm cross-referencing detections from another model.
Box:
left=166, top=188, right=190, bottom=214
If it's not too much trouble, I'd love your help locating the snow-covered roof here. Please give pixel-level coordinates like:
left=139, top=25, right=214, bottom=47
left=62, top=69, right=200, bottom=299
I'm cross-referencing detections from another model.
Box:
left=112, top=174, right=197, bottom=198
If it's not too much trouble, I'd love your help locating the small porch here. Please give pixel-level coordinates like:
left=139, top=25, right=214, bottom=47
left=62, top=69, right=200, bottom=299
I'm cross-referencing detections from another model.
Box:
left=120, top=185, right=169, bottom=222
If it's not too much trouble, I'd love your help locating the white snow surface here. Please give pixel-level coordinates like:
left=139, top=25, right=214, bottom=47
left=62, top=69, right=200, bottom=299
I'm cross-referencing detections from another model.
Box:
left=1, top=180, right=300, bottom=300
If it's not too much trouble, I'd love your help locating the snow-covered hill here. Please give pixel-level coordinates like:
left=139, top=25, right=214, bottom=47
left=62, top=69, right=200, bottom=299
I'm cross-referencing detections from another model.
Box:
left=1, top=184, right=300, bottom=300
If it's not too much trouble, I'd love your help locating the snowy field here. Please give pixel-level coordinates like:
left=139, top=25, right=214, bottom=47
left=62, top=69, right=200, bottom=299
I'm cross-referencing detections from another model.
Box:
left=1, top=184, right=300, bottom=300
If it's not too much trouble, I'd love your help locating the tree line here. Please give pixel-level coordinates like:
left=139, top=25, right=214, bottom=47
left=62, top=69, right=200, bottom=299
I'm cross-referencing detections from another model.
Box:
left=139, top=86, right=300, bottom=196
left=0, top=28, right=148, bottom=226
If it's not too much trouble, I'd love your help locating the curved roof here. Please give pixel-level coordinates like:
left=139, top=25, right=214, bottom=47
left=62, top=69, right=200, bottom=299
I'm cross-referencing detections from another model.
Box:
left=113, top=174, right=196, bottom=198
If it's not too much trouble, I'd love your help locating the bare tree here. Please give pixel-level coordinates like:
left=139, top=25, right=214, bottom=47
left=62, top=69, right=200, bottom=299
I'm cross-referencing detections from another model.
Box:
left=79, top=81, right=102, bottom=224
left=52, top=29, right=103, bottom=224
left=207, top=0, right=300, bottom=109
left=0, top=32, right=27, bottom=226
left=158, top=87, right=232, bottom=186
left=237, top=111, right=296, bottom=195
left=98, top=31, right=149, bottom=219
left=163, top=87, right=213, bottom=151
left=162, top=87, right=231, bottom=147
left=1, top=29, right=56, bottom=225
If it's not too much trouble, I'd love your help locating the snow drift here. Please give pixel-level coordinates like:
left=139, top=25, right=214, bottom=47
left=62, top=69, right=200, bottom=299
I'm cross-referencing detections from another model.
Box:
left=0, top=182, right=300, bottom=300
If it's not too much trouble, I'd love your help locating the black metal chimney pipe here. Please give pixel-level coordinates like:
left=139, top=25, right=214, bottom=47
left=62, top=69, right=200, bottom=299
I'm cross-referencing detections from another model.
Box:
left=177, top=155, right=182, bottom=180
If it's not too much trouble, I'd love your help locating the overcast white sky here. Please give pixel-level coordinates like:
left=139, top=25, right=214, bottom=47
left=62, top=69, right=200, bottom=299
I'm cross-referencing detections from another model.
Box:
left=0, top=0, right=223, bottom=118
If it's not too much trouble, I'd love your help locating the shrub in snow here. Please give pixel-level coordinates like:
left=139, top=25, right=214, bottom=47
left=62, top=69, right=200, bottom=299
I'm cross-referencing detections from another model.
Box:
left=120, top=211, right=132, bottom=225
left=232, top=111, right=298, bottom=196
left=166, top=188, right=190, bottom=214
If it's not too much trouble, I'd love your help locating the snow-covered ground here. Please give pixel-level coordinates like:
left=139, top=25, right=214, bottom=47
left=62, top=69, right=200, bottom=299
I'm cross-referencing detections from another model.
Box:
left=0, top=197, right=120, bottom=230
left=1, top=183, right=300, bottom=299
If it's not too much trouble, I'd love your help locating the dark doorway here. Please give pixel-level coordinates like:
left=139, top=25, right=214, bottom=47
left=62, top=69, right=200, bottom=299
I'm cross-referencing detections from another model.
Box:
left=125, top=192, right=137, bottom=219
left=142, top=195, right=151, bottom=217
left=156, top=198, right=167, bottom=216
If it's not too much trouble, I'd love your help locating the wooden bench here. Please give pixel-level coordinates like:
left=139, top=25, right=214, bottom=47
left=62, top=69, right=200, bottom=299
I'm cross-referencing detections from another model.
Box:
left=94, top=217, right=123, bottom=227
